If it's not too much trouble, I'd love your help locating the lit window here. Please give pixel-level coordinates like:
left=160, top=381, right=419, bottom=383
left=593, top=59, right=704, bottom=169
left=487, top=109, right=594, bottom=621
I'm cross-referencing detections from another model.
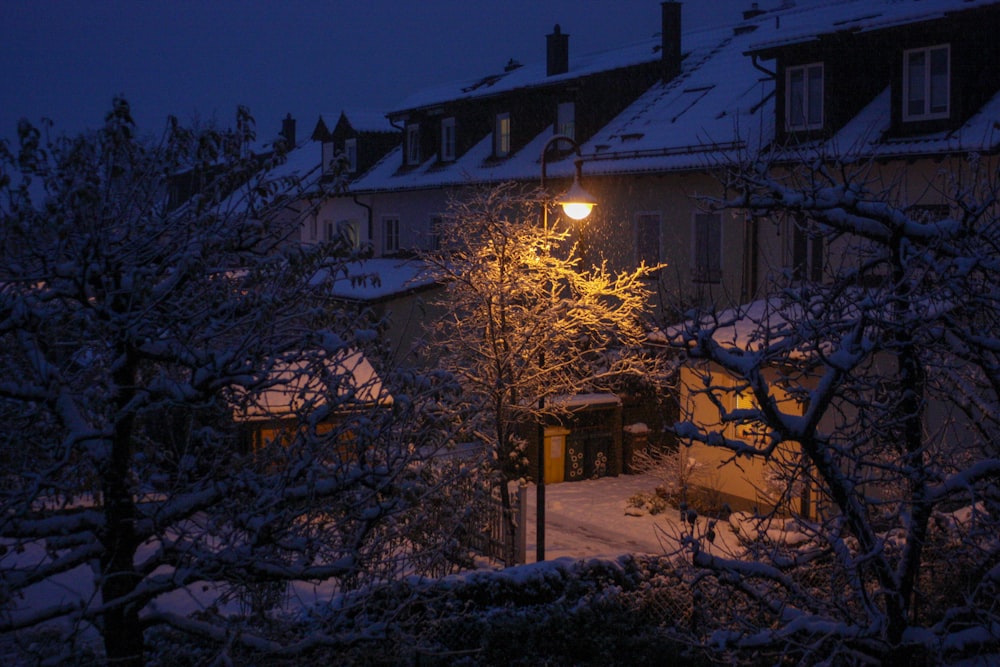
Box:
left=406, top=124, right=421, bottom=165
left=557, top=102, right=575, bottom=140
left=903, top=44, right=950, bottom=121
left=383, top=216, right=400, bottom=254
left=345, top=138, right=357, bottom=173
left=786, top=63, right=824, bottom=131
left=441, top=118, right=456, bottom=162
left=692, top=212, right=722, bottom=284
left=495, top=112, right=510, bottom=157
left=635, top=212, right=661, bottom=268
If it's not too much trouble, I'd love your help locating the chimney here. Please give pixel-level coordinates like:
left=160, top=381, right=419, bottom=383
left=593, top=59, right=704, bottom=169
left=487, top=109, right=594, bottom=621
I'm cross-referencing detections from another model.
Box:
left=661, top=2, right=681, bottom=81
left=546, top=24, right=569, bottom=76
left=281, top=113, right=296, bottom=146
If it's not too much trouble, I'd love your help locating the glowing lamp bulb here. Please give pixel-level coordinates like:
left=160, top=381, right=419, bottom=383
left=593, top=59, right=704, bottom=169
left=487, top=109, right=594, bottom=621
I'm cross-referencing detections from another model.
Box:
left=556, top=176, right=597, bottom=221
left=561, top=202, right=595, bottom=220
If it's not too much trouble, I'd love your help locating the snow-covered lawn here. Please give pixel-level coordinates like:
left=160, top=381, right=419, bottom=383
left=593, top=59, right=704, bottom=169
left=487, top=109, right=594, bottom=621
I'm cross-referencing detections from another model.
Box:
left=520, top=472, right=740, bottom=562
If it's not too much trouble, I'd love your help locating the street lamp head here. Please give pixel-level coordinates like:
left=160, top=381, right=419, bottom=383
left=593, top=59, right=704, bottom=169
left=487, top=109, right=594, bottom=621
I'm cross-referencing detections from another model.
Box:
left=557, top=175, right=597, bottom=220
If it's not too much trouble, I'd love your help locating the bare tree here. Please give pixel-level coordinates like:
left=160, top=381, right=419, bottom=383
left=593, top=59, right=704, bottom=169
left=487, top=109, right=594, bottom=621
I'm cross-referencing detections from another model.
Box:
left=668, top=152, right=1000, bottom=663
left=0, top=100, right=464, bottom=665
left=421, top=182, right=662, bottom=561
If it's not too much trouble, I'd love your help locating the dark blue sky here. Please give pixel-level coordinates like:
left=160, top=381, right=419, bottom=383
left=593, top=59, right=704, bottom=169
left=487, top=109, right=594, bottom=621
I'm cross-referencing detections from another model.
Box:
left=1, top=1, right=777, bottom=143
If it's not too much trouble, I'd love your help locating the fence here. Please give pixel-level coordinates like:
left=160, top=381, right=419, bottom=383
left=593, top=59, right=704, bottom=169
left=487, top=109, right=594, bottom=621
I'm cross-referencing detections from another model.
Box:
left=462, top=483, right=526, bottom=566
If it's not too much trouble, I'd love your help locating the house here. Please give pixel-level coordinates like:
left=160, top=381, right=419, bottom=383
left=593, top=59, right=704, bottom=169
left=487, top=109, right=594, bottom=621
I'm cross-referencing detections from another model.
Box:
left=657, top=0, right=1000, bottom=514
left=237, top=349, right=393, bottom=452
left=299, top=0, right=1000, bottom=493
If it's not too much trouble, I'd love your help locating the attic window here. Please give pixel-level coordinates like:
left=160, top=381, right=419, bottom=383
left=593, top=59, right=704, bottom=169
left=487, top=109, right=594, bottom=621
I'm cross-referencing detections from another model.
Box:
left=345, top=138, right=357, bottom=173
left=786, top=63, right=823, bottom=131
left=557, top=102, right=575, bottom=140
left=406, top=124, right=421, bottom=166
left=441, top=117, right=456, bottom=162
left=620, top=133, right=644, bottom=143
left=495, top=113, right=511, bottom=157
left=903, top=44, right=950, bottom=122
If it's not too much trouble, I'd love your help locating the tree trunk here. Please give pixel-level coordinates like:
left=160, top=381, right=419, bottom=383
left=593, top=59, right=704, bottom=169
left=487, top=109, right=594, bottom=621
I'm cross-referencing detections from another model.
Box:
left=101, top=357, right=144, bottom=667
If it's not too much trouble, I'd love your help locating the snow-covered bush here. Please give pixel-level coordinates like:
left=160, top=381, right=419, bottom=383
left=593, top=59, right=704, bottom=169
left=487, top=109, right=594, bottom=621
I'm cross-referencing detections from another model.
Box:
left=156, top=555, right=698, bottom=666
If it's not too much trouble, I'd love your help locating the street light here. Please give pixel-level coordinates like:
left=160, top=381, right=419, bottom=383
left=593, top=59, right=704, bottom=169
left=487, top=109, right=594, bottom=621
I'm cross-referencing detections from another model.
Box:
left=540, top=134, right=597, bottom=222
left=536, top=133, right=596, bottom=562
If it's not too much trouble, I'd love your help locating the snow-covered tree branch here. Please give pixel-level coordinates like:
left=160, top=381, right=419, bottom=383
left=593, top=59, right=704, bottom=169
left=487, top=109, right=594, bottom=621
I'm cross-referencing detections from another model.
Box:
left=0, top=99, right=467, bottom=665
left=420, top=182, right=665, bottom=561
left=667, top=151, right=1000, bottom=663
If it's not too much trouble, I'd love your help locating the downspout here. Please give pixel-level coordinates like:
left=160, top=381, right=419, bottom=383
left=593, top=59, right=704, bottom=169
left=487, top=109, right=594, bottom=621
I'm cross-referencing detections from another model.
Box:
left=742, top=54, right=774, bottom=302
left=350, top=113, right=403, bottom=244
left=751, top=54, right=776, bottom=78
left=352, top=195, right=373, bottom=243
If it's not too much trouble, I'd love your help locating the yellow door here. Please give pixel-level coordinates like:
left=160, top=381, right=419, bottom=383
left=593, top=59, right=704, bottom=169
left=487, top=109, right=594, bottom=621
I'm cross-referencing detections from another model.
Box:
left=544, top=427, right=570, bottom=484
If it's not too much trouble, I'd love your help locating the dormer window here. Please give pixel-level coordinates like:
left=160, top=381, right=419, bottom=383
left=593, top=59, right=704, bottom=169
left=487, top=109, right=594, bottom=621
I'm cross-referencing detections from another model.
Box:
left=786, top=63, right=824, bottom=131
left=557, top=102, right=575, bottom=140
left=441, top=117, right=456, bottom=162
left=903, top=44, right=950, bottom=121
left=495, top=112, right=511, bottom=157
left=406, top=124, right=421, bottom=166
left=345, top=138, right=357, bottom=173
left=322, top=141, right=335, bottom=173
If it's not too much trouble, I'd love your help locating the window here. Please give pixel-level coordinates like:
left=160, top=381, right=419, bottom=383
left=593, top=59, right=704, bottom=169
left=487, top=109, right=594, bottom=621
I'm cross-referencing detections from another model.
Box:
left=557, top=102, right=575, bottom=140
left=903, top=44, right=950, bottom=121
left=382, top=216, right=400, bottom=254
left=406, top=124, right=421, bottom=165
left=495, top=112, right=510, bottom=157
left=345, top=138, right=357, bottom=173
left=321, top=141, right=335, bottom=173
left=783, top=216, right=824, bottom=283
left=440, top=118, right=456, bottom=162
left=337, top=220, right=360, bottom=249
left=429, top=215, right=443, bottom=251
left=692, top=212, right=722, bottom=283
left=786, top=63, right=824, bottom=130
left=635, top=212, right=661, bottom=268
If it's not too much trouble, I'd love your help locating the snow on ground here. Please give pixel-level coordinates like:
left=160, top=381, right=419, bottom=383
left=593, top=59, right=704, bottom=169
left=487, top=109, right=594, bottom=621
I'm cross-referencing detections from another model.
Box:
left=519, top=472, right=740, bottom=563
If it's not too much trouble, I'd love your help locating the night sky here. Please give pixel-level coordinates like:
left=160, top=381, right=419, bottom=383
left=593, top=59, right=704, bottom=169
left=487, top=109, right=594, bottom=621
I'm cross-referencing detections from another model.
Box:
left=1, top=1, right=797, bottom=143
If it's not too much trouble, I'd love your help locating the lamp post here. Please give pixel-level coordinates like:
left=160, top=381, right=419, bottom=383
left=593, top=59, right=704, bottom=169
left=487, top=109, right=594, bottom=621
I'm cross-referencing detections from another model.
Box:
left=536, top=134, right=596, bottom=562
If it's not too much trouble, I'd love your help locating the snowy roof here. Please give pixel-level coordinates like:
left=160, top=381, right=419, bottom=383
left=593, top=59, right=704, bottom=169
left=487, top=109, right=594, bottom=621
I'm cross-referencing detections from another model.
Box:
left=654, top=298, right=801, bottom=353
left=745, top=0, right=1000, bottom=54
left=393, top=38, right=663, bottom=113
left=582, top=22, right=775, bottom=175
left=239, top=349, right=391, bottom=421
left=319, top=258, right=438, bottom=302
left=267, top=140, right=323, bottom=183
left=348, top=0, right=1000, bottom=195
